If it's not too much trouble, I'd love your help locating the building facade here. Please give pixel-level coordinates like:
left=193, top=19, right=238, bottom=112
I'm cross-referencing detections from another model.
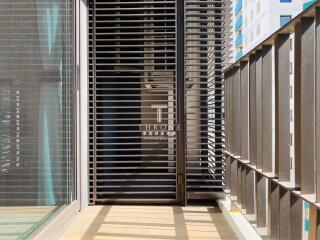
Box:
left=233, top=0, right=317, bottom=61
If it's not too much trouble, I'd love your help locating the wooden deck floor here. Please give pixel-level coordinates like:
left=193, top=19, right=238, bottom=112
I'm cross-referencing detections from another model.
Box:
left=60, top=204, right=237, bottom=240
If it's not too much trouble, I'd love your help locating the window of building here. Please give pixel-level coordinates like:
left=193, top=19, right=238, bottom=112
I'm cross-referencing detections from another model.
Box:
left=280, top=0, right=292, bottom=2
left=280, top=15, right=292, bottom=27
left=257, top=1, right=260, bottom=14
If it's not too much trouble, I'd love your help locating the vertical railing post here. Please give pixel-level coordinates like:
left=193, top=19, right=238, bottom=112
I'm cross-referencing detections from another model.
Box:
left=294, top=22, right=302, bottom=190
left=315, top=7, right=320, bottom=202
left=176, top=0, right=186, bottom=205
left=249, top=54, right=257, bottom=167
left=300, top=17, right=316, bottom=194
left=275, top=34, right=291, bottom=182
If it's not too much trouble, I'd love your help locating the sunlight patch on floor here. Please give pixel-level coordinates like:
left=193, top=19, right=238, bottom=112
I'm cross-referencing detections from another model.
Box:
left=60, top=205, right=237, bottom=240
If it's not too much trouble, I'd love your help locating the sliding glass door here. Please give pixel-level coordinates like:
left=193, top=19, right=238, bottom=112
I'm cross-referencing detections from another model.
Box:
left=0, top=0, right=75, bottom=239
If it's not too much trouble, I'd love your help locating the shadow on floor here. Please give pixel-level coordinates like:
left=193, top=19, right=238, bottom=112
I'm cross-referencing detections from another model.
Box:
left=80, top=202, right=237, bottom=240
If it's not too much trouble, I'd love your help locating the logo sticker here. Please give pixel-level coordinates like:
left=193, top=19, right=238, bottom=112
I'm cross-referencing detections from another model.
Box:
left=140, top=104, right=175, bottom=140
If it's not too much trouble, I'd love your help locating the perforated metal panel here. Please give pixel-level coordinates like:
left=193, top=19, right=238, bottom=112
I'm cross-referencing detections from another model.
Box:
left=89, top=0, right=227, bottom=204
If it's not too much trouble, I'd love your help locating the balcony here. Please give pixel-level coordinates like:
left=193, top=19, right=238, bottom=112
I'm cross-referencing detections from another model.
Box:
left=235, top=0, right=242, bottom=16
left=235, top=33, right=243, bottom=48
left=235, top=16, right=243, bottom=32
left=0, top=0, right=233, bottom=239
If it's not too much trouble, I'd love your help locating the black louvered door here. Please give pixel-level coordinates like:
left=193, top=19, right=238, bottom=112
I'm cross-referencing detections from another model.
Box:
left=89, top=0, right=225, bottom=204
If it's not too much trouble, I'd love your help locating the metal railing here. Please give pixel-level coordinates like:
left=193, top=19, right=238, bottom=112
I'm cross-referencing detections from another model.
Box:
left=224, top=1, right=320, bottom=238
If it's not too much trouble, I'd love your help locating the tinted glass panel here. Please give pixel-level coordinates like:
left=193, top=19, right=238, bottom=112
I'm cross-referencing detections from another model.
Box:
left=280, top=15, right=292, bottom=27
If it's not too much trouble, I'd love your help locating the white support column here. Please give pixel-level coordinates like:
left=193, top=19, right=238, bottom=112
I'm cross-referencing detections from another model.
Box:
left=79, top=0, right=89, bottom=210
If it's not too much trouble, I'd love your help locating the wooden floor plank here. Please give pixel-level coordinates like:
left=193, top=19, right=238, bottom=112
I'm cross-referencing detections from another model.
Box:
left=60, top=205, right=237, bottom=240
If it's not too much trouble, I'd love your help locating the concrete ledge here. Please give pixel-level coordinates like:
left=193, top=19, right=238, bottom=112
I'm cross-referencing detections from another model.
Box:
left=217, top=197, right=262, bottom=240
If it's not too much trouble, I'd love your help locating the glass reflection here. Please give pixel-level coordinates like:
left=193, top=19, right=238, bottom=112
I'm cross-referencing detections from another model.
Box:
left=0, top=0, right=75, bottom=239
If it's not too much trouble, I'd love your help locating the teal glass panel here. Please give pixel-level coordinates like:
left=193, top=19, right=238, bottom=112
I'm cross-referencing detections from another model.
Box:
left=236, top=51, right=243, bottom=61
left=303, top=0, right=317, bottom=10
left=235, top=16, right=243, bottom=32
left=236, top=33, right=243, bottom=47
left=235, top=0, right=243, bottom=15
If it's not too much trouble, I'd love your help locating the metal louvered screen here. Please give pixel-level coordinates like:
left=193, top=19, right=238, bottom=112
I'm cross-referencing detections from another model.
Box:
left=89, top=0, right=226, bottom=204
left=89, top=0, right=177, bottom=204
left=185, top=0, right=225, bottom=199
